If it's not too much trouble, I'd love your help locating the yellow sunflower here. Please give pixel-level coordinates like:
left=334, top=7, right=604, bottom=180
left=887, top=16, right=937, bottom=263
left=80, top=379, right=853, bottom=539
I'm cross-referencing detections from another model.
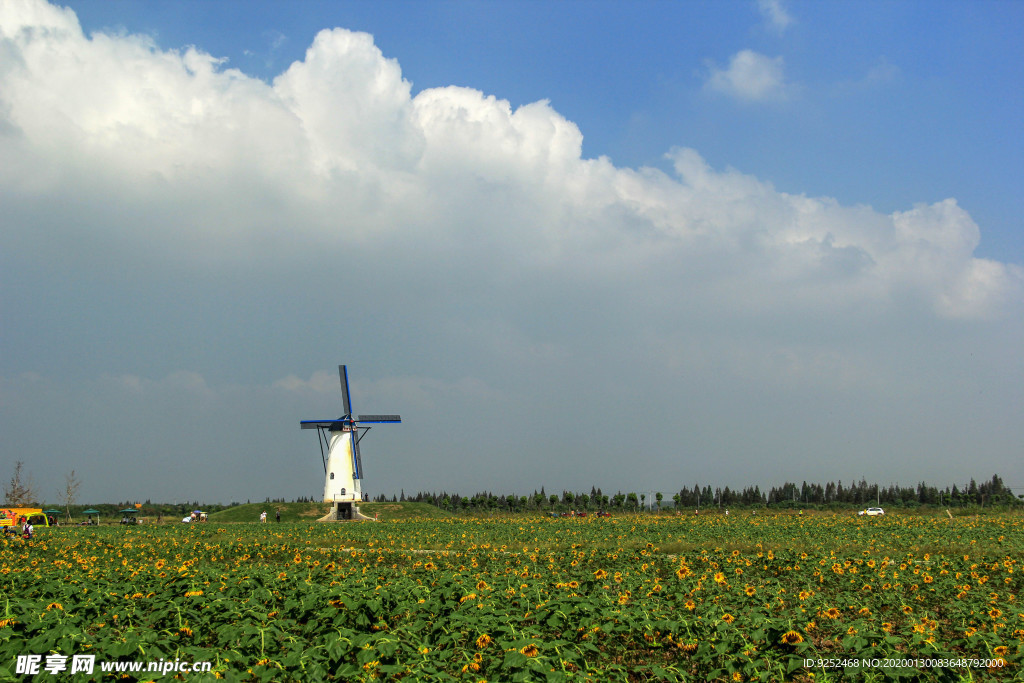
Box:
left=520, top=643, right=540, bottom=657
left=780, top=630, right=804, bottom=645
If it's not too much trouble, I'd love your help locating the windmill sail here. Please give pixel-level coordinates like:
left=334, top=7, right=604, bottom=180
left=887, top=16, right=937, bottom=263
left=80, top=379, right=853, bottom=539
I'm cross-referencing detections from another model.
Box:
left=352, top=429, right=363, bottom=480
left=339, top=365, right=352, bottom=417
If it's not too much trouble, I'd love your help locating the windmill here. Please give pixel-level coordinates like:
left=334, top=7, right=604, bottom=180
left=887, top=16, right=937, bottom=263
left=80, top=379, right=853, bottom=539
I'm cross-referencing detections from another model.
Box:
left=300, top=365, right=401, bottom=520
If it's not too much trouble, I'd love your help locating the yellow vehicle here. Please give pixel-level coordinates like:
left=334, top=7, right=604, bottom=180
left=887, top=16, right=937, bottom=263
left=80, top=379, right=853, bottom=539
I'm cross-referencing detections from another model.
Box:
left=0, top=507, right=51, bottom=528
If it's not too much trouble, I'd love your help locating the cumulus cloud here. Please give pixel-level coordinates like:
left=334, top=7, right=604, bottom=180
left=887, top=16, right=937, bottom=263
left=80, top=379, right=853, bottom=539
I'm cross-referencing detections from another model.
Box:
left=704, top=49, right=790, bottom=102
left=4, top=1, right=1014, bottom=325
left=1, top=0, right=1021, bottom=500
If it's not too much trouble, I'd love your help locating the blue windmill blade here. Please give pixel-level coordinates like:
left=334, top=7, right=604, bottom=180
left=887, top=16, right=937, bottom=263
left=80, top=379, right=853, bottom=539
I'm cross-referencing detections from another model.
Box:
left=339, top=365, right=352, bottom=418
left=357, top=414, right=402, bottom=423
left=300, top=420, right=341, bottom=430
left=352, top=428, right=363, bottom=480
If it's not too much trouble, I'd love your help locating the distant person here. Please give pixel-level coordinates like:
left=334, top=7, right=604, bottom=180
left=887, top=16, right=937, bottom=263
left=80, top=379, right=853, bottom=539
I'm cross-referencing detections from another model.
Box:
left=22, top=521, right=33, bottom=540
left=260, top=511, right=267, bottom=523
left=276, top=510, right=280, bottom=523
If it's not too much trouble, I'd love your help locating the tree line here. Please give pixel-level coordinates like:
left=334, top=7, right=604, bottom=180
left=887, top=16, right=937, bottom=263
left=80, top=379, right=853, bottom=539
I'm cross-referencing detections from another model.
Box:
left=5, top=458, right=1016, bottom=514
left=372, top=474, right=1018, bottom=513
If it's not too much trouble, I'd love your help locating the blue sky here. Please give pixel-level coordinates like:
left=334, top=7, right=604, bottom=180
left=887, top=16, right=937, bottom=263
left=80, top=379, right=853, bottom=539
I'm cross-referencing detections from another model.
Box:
left=2, top=0, right=1022, bottom=504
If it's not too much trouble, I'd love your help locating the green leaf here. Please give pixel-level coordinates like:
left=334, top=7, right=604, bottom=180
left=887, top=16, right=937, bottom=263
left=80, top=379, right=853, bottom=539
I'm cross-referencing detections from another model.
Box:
left=503, top=651, right=528, bottom=668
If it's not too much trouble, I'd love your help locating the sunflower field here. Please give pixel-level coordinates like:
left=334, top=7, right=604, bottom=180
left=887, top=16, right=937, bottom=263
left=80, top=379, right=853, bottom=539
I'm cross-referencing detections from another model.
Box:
left=1, top=512, right=1021, bottom=681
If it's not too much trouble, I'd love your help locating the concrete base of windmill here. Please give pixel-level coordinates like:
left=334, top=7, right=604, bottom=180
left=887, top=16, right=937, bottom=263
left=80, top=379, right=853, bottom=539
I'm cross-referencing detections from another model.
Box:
left=351, top=505, right=377, bottom=522
left=317, top=502, right=379, bottom=523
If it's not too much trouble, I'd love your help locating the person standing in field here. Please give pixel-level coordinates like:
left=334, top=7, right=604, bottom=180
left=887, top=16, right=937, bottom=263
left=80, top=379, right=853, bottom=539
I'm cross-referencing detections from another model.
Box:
left=260, top=511, right=267, bottom=523
left=276, top=510, right=280, bottom=523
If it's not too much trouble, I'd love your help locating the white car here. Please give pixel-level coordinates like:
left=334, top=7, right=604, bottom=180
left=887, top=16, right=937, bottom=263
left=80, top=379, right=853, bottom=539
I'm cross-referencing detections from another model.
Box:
left=859, top=507, right=885, bottom=516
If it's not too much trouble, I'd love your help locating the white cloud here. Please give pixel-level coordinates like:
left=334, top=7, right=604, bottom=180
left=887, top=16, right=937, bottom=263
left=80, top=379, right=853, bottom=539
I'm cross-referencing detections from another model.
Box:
left=98, top=371, right=214, bottom=400
left=705, top=50, right=790, bottom=102
left=2, top=3, right=1019, bottom=320
left=862, top=57, right=901, bottom=86
left=1, top=6, right=1017, bottom=319
left=833, top=57, right=902, bottom=96
left=757, top=0, right=793, bottom=33
left=274, top=371, right=343, bottom=395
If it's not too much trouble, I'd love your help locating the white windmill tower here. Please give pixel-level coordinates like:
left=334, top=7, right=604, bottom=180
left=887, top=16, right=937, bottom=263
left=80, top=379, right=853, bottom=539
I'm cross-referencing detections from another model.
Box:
left=300, top=365, right=401, bottom=520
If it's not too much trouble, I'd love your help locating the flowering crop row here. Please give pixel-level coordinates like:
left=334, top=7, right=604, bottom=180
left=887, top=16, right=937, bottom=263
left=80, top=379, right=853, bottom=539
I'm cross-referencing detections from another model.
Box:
left=1, top=513, right=1021, bottom=681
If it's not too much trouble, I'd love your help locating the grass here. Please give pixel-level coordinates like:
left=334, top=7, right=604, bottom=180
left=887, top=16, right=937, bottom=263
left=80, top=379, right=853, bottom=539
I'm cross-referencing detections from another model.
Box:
left=357, top=501, right=452, bottom=520
left=200, top=501, right=453, bottom=523
left=206, top=501, right=331, bottom=523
